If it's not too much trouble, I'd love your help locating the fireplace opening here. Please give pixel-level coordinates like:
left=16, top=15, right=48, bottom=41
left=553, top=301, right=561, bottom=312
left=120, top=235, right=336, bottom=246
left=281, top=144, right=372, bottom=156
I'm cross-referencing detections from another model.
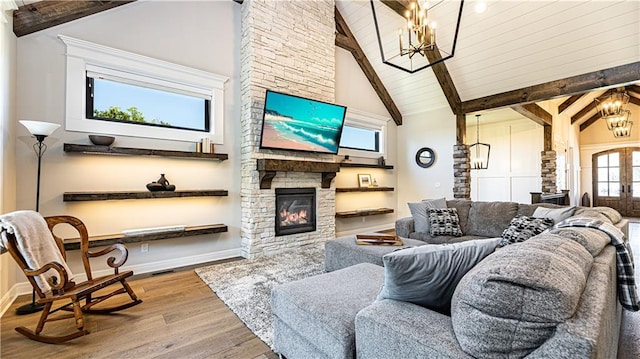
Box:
left=275, top=187, right=316, bottom=236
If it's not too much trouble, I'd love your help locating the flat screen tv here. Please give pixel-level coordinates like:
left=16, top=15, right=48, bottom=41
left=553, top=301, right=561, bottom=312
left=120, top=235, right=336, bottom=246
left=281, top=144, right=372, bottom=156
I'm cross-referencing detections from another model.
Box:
left=260, top=90, right=347, bottom=155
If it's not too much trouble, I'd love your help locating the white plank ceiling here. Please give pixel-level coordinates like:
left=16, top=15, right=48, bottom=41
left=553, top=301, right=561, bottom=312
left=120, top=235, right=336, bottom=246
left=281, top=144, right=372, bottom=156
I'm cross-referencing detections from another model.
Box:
left=336, top=0, right=640, bottom=117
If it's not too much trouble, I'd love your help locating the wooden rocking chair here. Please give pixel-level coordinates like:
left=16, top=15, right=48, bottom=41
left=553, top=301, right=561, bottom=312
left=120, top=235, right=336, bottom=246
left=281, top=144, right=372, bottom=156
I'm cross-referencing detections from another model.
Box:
left=1, top=212, right=142, bottom=343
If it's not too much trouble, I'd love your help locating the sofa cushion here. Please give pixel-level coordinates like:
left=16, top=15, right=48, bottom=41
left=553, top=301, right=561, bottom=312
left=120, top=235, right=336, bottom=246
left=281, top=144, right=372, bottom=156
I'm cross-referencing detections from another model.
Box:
left=533, top=206, right=576, bottom=224
left=466, top=201, right=518, bottom=237
left=547, top=227, right=610, bottom=257
left=499, top=215, right=554, bottom=246
left=446, top=200, right=472, bottom=234
left=408, top=197, right=447, bottom=233
left=377, top=237, right=501, bottom=313
left=407, top=232, right=486, bottom=244
left=574, top=207, right=622, bottom=224
left=428, top=208, right=463, bottom=237
left=451, top=234, right=593, bottom=358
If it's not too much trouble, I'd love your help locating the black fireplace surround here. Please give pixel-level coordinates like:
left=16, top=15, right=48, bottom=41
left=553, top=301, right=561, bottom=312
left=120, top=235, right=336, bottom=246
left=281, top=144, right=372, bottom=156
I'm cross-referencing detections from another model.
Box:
left=275, top=187, right=316, bottom=236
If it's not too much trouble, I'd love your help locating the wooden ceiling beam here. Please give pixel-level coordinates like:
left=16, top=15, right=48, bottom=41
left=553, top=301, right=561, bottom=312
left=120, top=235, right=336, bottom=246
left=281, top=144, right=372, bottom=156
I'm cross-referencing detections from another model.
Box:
left=381, top=1, right=462, bottom=115
left=461, top=61, right=640, bottom=114
left=628, top=85, right=640, bottom=96
left=628, top=94, right=640, bottom=106
left=558, top=94, right=583, bottom=115
left=511, top=103, right=553, bottom=126
left=335, top=8, right=402, bottom=125
left=579, top=113, right=602, bottom=132
left=13, top=1, right=136, bottom=37
left=570, top=89, right=613, bottom=124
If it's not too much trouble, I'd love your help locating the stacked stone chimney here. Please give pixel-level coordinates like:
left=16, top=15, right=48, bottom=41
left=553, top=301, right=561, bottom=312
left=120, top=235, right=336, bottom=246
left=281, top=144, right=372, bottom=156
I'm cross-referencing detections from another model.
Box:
left=239, top=0, right=336, bottom=258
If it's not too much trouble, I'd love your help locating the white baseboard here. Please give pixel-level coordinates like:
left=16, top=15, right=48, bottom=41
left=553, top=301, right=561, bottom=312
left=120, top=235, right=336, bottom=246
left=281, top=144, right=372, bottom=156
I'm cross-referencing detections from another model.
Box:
left=335, top=222, right=395, bottom=238
left=0, top=247, right=242, bottom=317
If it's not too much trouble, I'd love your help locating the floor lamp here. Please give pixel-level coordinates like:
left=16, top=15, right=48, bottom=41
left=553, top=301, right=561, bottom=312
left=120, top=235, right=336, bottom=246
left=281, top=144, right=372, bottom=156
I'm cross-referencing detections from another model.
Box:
left=16, top=120, right=60, bottom=315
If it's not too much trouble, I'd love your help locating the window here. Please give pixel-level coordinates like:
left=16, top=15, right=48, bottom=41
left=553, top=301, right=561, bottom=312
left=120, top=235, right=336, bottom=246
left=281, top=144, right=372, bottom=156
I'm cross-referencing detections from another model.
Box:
left=339, top=109, right=389, bottom=159
left=86, top=76, right=210, bottom=132
left=60, top=35, right=228, bottom=143
left=340, top=125, right=379, bottom=152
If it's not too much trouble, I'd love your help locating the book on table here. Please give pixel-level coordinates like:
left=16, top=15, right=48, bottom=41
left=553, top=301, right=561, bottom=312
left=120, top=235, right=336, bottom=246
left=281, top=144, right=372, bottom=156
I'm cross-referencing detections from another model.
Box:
left=355, top=234, right=403, bottom=246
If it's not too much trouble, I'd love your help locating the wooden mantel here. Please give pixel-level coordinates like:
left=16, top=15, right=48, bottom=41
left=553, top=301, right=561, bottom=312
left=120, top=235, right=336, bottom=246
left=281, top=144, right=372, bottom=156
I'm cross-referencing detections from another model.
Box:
left=256, top=159, right=340, bottom=189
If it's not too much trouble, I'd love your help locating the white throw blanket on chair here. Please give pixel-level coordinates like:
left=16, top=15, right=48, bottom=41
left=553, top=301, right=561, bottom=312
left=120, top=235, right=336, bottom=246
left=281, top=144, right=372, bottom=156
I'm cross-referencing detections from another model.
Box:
left=0, top=210, right=74, bottom=293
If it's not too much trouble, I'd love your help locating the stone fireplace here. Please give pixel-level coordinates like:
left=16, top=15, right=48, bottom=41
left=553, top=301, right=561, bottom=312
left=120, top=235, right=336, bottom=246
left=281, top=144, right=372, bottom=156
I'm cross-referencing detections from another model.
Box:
left=239, top=0, right=336, bottom=258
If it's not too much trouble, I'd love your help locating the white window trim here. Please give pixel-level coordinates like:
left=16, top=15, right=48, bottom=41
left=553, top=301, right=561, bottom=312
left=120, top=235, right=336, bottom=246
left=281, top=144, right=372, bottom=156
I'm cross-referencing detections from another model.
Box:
left=339, top=108, right=389, bottom=159
left=59, top=35, right=228, bottom=144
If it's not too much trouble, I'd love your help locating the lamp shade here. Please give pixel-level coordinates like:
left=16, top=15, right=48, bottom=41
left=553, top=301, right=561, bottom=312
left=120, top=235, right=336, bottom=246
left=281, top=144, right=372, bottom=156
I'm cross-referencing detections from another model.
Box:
left=19, top=121, right=60, bottom=136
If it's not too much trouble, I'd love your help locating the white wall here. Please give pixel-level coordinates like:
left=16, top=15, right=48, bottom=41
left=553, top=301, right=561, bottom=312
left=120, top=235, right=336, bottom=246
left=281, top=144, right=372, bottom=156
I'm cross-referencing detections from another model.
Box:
left=1, top=2, right=18, bottom=315
left=396, top=107, right=456, bottom=218
left=14, top=2, right=242, bottom=289
left=334, top=47, right=397, bottom=235
left=468, top=117, right=543, bottom=204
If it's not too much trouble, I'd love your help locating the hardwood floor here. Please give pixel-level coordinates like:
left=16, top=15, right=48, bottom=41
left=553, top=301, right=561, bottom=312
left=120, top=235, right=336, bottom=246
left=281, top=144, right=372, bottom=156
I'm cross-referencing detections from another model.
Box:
left=1, top=270, right=278, bottom=359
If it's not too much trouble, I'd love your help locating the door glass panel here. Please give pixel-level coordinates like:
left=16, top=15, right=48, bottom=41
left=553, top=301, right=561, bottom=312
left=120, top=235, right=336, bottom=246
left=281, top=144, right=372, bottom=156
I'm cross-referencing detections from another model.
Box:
left=633, top=183, right=640, bottom=198
left=598, top=155, right=608, bottom=167
left=609, top=168, right=620, bottom=182
left=610, top=182, right=620, bottom=196
left=598, top=182, right=609, bottom=196
left=609, top=153, right=620, bottom=167
left=633, top=151, right=640, bottom=166
left=598, top=168, right=608, bottom=180
left=634, top=167, right=640, bottom=181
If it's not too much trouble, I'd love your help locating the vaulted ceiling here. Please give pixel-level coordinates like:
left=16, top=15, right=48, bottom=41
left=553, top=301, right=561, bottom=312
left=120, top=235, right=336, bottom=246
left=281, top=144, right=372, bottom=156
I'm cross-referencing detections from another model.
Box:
left=337, top=1, right=639, bottom=117
left=11, top=0, right=640, bottom=129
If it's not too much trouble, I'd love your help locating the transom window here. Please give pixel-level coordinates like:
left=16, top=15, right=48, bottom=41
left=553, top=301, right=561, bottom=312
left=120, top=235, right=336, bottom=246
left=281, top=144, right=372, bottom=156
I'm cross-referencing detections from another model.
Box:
left=60, top=35, right=228, bottom=143
left=338, top=109, right=388, bottom=159
left=86, top=76, right=210, bottom=132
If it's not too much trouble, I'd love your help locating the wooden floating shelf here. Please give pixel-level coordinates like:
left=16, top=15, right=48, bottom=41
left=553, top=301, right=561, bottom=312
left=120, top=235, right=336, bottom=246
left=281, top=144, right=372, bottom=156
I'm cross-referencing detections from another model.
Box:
left=63, top=224, right=228, bottom=251
left=64, top=143, right=229, bottom=161
left=335, top=208, right=394, bottom=218
left=63, top=190, right=229, bottom=202
left=335, top=187, right=394, bottom=193
left=339, top=163, right=394, bottom=170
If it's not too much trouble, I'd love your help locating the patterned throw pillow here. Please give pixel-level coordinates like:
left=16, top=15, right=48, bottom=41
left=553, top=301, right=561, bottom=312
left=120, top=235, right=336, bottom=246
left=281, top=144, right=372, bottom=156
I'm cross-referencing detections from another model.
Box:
left=428, top=208, right=463, bottom=237
left=499, top=215, right=554, bottom=246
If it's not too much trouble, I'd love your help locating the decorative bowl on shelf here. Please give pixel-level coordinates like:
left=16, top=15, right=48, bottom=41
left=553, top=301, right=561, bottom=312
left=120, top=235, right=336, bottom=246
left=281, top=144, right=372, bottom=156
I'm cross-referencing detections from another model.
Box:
left=89, top=135, right=115, bottom=146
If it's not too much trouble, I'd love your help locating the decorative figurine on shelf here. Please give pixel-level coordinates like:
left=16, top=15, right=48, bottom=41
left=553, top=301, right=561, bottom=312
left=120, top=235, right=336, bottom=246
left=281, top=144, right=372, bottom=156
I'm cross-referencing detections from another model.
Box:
left=372, top=178, right=378, bottom=187
left=146, top=174, right=176, bottom=192
left=377, top=156, right=386, bottom=166
left=342, top=155, right=352, bottom=163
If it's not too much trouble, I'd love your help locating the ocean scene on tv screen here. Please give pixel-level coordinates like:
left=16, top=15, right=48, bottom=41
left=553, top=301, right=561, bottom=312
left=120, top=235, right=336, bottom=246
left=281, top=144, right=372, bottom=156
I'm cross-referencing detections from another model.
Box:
left=261, top=91, right=345, bottom=154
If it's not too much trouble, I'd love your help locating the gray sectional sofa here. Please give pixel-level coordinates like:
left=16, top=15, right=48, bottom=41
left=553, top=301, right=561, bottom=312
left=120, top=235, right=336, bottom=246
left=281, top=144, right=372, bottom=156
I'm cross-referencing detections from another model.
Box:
left=272, top=200, right=630, bottom=359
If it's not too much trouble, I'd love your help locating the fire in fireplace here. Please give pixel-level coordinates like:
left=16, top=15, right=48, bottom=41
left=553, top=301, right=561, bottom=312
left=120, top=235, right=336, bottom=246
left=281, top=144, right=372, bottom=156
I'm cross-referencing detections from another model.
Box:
left=275, top=187, right=316, bottom=236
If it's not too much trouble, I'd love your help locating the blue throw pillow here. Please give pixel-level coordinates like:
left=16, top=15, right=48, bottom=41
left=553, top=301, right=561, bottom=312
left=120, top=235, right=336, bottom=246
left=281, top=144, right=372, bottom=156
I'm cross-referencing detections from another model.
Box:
left=377, top=237, right=502, bottom=314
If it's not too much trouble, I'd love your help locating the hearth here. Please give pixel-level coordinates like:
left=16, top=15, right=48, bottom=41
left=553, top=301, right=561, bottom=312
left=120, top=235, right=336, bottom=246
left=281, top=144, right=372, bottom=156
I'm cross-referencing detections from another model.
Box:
left=275, top=188, right=316, bottom=236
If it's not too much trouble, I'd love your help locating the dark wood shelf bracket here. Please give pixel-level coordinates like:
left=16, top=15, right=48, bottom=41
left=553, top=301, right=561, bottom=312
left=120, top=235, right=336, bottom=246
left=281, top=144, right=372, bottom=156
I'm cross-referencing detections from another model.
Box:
left=256, top=159, right=340, bottom=189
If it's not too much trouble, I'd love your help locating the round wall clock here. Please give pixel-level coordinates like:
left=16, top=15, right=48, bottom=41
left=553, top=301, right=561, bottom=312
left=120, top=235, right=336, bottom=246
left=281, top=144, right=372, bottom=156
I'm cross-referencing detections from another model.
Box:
left=415, top=147, right=436, bottom=168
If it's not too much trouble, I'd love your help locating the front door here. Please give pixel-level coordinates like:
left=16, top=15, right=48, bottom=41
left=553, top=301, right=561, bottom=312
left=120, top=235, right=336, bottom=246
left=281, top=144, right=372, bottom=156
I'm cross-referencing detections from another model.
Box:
left=593, top=147, right=640, bottom=217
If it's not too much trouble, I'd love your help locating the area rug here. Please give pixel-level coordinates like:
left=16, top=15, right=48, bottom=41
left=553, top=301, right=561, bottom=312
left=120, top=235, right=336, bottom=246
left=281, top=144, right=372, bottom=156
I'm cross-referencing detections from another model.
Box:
left=195, top=243, right=325, bottom=348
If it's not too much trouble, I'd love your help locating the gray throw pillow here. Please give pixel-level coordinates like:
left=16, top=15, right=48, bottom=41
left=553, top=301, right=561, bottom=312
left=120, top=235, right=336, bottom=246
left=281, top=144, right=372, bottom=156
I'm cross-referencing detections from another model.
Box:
left=377, top=237, right=502, bottom=314
left=532, top=206, right=576, bottom=224
left=407, top=197, right=447, bottom=233
left=499, top=215, right=554, bottom=247
left=428, top=208, right=462, bottom=236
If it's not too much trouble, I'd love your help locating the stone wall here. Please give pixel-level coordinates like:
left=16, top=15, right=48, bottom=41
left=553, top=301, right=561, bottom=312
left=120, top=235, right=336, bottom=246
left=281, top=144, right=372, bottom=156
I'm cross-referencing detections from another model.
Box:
left=240, top=0, right=336, bottom=258
left=541, top=150, right=557, bottom=193
left=453, top=144, right=471, bottom=199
